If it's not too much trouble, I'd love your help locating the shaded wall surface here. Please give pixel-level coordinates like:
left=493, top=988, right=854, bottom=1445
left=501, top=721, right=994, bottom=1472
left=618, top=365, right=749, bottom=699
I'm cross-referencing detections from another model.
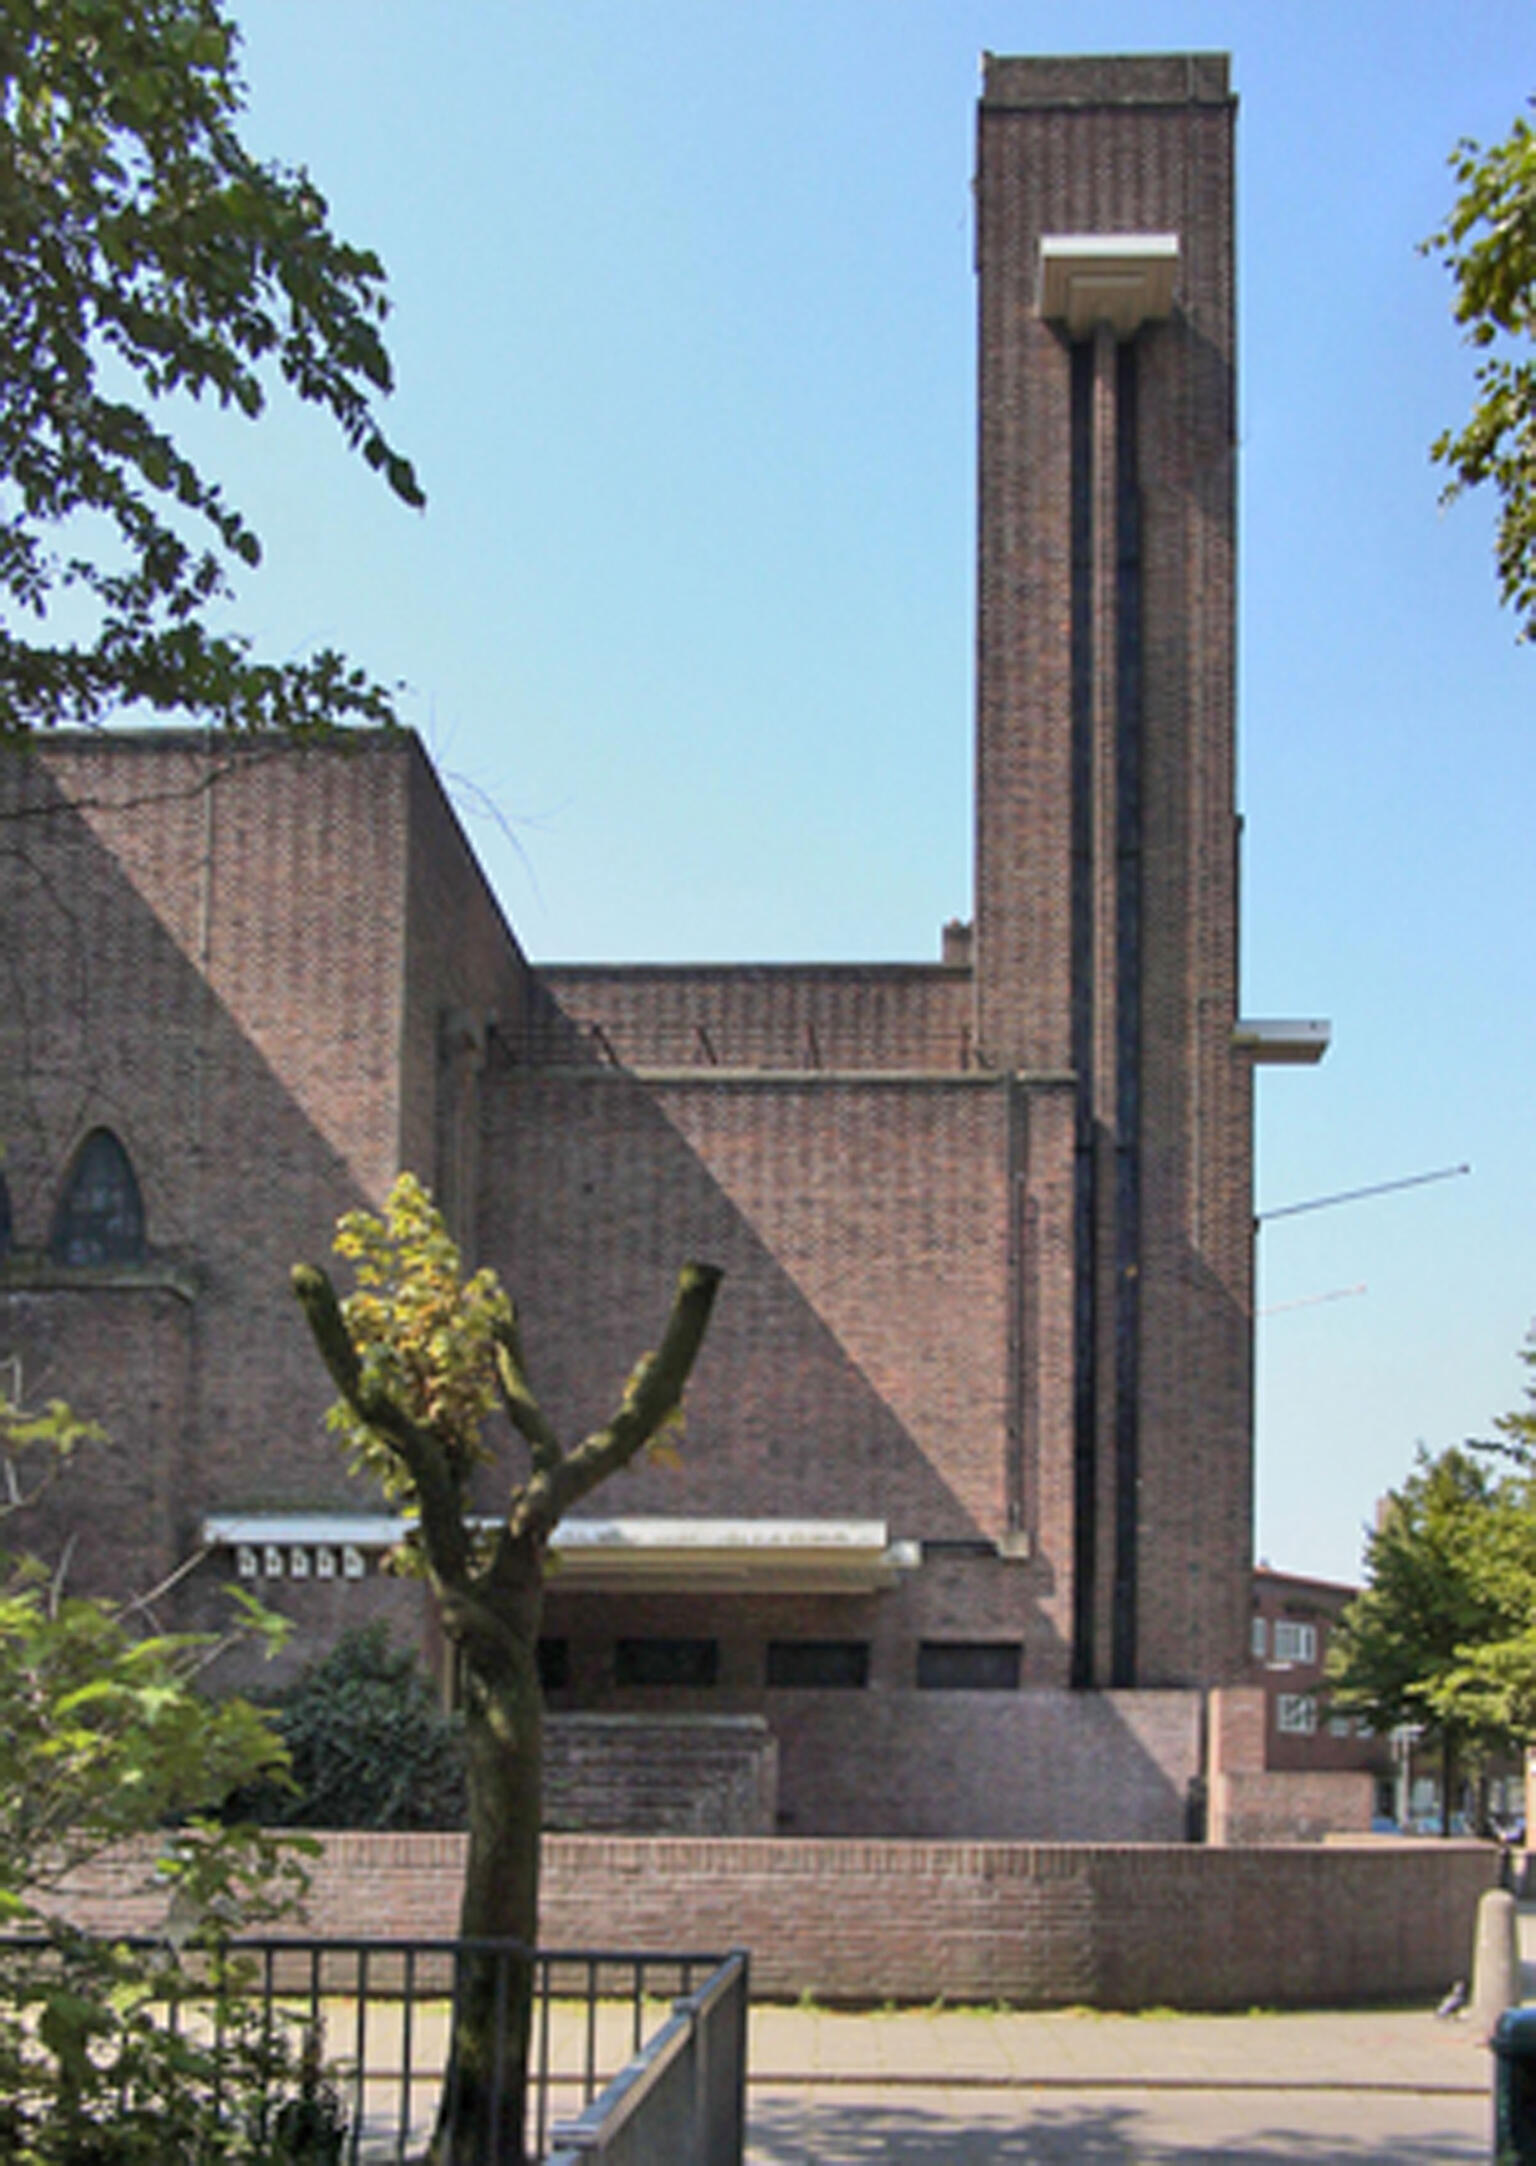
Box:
left=53, top=1834, right=1499, bottom=2012
left=0, top=733, right=525, bottom=1665
left=484, top=1053, right=1087, bottom=1819
left=544, top=1714, right=777, bottom=1836
left=484, top=1070, right=1018, bottom=1531
left=0, top=737, right=395, bottom=1606
left=534, top=1672, right=1199, bottom=1840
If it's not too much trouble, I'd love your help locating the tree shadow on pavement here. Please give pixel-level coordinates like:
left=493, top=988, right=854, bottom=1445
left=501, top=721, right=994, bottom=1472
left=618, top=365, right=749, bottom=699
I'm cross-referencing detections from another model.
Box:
left=747, top=2092, right=1487, bottom=2164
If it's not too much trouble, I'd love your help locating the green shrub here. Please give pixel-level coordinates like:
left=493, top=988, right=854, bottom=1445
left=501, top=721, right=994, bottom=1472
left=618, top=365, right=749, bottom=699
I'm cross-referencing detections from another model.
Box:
left=0, top=1927, right=348, bottom=2163
left=231, top=1624, right=467, bottom=1830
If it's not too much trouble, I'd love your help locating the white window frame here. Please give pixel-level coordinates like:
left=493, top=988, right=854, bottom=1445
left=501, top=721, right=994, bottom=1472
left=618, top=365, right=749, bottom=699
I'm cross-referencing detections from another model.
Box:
left=1277, top=1692, right=1318, bottom=1735
left=1272, top=1620, right=1317, bottom=1665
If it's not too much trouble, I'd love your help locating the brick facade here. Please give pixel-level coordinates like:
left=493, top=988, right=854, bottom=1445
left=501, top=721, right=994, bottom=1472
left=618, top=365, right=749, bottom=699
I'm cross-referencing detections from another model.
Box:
left=0, top=54, right=1270, bottom=1840
left=1249, top=1568, right=1394, bottom=1787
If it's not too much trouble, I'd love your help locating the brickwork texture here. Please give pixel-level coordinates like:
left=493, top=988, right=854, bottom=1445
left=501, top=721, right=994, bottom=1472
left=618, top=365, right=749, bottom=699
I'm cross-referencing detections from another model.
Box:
left=50, top=1832, right=1499, bottom=2010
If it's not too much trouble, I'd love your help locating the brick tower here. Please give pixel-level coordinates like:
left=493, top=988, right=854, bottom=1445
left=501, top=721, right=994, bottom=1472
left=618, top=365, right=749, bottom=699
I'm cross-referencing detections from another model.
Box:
left=974, top=55, right=1251, bottom=1689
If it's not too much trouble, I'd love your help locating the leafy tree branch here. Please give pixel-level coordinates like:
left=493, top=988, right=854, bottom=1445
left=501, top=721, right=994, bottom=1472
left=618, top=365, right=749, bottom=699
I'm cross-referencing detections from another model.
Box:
left=1427, top=101, right=1536, bottom=638
left=0, top=0, right=422, bottom=737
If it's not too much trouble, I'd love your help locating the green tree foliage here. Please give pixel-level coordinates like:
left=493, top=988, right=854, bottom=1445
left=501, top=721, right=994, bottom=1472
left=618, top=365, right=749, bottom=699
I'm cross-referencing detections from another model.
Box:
left=0, top=1380, right=298, bottom=1914
left=1428, top=102, right=1536, bottom=637
left=0, top=1931, right=348, bottom=2163
left=1426, top=1341, right=1536, bottom=1746
left=293, top=1173, right=721, bottom=2166
left=231, top=1623, right=467, bottom=1831
left=1326, top=1446, right=1510, bottom=1833
left=0, top=1554, right=299, bottom=1910
left=0, top=1374, right=331, bottom=2159
left=0, top=0, right=422, bottom=739
left=0, top=1377, right=102, bottom=1519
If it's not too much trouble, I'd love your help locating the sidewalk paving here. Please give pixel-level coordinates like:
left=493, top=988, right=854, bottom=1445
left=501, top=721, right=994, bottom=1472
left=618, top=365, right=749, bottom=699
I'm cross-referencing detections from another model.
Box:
left=744, top=2004, right=1495, bottom=2163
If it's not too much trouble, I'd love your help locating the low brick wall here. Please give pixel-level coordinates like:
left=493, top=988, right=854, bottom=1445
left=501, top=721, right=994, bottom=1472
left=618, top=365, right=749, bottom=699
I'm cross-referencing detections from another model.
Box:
left=1213, top=1770, right=1375, bottom=1846
left=48, top=1833, right=1499, bottom=2011
left=545, top=1713, right=777, bottom=1835
left=540, top=1838, right=1497, bottom=2007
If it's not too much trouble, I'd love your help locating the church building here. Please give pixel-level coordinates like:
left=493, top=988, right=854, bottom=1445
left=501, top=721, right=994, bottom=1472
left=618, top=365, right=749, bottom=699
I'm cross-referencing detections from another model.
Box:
left=0, top=55, right=1323, bottom=1841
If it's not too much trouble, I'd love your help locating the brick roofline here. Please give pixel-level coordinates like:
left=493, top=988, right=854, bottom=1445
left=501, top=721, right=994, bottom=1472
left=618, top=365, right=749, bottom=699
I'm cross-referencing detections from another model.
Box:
left=538, top=961, right=971, bottom=980
left=1254, top=1565, right=1361, bottom=1600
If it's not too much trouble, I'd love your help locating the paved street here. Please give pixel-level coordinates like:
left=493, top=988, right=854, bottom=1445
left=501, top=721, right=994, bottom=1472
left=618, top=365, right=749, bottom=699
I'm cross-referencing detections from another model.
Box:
left=743, top=2005, right=1493, bottom=2163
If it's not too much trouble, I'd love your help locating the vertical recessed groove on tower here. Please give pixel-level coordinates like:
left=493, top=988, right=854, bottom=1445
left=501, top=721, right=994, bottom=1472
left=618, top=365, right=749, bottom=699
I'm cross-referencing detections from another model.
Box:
left=1111, top=336, right=1143, bottom=1689
left=1068, top=333, right=1097, bottom=1689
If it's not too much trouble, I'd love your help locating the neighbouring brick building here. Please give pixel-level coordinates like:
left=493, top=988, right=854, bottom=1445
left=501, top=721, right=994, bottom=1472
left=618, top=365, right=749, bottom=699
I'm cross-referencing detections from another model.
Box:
left=1246, top=1567, right=1527, bottom=1837
left=0, top=54, right=1324, bottom=1841
left=1249, top=1568, right=1393, bottom=1817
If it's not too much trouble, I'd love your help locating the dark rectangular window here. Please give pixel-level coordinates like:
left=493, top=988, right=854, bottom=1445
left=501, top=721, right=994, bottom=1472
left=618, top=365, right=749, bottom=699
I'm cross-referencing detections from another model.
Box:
left=766, top=1640, right=870, bottom=1690
left=917, top=1641, right=1022, bottom=1691
left=615, top=1637, right=718, bottom=1688
left=537, top=1638, right=570, bottom=1693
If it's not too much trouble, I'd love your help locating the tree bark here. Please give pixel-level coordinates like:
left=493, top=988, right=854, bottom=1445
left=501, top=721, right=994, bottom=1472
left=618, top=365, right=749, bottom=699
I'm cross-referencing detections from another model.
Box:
left=429, top=1544, right=545, bottom=2166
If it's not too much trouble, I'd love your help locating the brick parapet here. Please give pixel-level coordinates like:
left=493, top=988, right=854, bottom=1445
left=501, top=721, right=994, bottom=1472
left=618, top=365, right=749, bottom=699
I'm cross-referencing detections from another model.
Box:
left=528, top=964, right=975, bottom=1073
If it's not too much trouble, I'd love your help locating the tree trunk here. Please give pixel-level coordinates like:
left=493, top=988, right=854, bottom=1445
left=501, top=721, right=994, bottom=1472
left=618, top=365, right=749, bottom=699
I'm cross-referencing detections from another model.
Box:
left=430, top=1559, right=544, bottom=2166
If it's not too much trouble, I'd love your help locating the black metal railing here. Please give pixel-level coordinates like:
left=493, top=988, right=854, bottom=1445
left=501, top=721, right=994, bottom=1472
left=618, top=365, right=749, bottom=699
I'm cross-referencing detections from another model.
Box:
left=0, top=1934, right=745, bottom=2163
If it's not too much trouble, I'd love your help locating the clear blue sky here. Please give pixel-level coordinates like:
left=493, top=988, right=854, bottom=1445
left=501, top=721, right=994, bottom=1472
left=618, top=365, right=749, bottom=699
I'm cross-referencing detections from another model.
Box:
left=211, top=1, right=1532, bottom=1586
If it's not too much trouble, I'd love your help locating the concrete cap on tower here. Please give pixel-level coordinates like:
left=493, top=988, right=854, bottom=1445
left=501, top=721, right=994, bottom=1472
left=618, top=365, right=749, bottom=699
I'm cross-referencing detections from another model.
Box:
left=1038, top=234, right=1180, bottom=337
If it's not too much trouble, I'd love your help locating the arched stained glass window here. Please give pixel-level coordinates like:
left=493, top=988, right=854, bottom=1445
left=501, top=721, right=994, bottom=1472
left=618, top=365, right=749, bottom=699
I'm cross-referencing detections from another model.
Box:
left=50, top=1129, right=145, bottom=1266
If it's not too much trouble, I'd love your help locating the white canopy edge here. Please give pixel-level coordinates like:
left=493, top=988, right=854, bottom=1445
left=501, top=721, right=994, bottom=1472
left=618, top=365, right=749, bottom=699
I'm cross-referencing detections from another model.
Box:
left=201, top=1514, right=921, bottom=1594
